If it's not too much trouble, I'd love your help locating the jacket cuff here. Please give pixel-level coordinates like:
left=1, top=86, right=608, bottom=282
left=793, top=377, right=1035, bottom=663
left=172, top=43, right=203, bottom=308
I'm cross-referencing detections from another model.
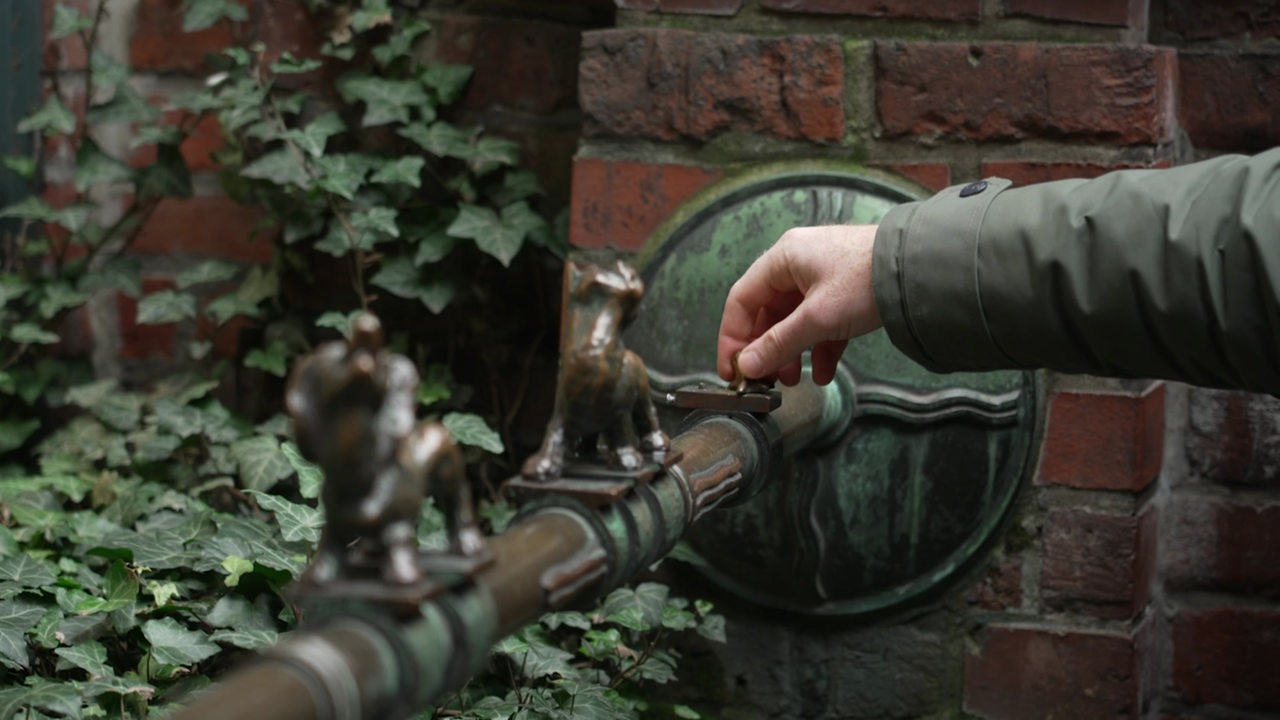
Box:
left=872, top=178, right=1013, bottom=372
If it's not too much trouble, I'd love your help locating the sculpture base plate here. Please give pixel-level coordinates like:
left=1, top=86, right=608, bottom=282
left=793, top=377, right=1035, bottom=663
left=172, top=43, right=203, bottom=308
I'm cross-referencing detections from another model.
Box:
left=289, top=549, right=494, bottom=618
left=505, top=452, right=683, bottom=508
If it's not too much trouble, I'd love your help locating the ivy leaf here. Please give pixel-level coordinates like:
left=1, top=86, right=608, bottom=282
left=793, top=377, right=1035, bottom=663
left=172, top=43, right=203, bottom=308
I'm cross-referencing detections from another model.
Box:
left=244, top=339, right=289, bottom=378
left=8, top=323, right=60, bottom=344
left=204, top=265, right=277, bottom=324
left=442, top=412, right=503, bottom=454
left=0, top=555, right=56, bottom=590
left=220, top=555, right=254, bottom=587
left=207, top=594, right=277, bottom=633
left=464, top=137, right=521, bottom=175
left=74, top=561, right=139, bottom=615
left=370, top=255, right=421, bottom=300
left=246, top=491, right=322, bottom=544
left=135, top=289, right=197, bottom=325
left=87, top=85, right=160, bottom=125
left=280, top=112, right=344, bottom=158
left=90, top=49, right=131, bottom=92
left=491, top=169, right=544, bottom=205
left=146, top=581, right=181, bottom=608
left=371, top=18, right=431, bottom=66
left=1, top=155, right=36, bottom=179
left=136, top=143, right=193, bottom=200
left=370, top=156, right=425, bottom=188
left=495, top=627, right=574, bottom=680
left=447, top=204, right=524, bottom=267
left=55, top=640, right=112, bottom=678
left=336, top=74, right=428, bottom=127
left=50, top=5, right=94, bottom=39
left=229, top=436, right=293, bottom=492
left=0, top=420, right=39, bottom=454
left=176, top=259, right=239, bottom=289
left=423, top=64, right=474, bottom=105
left=72, top=140, right=133, bottom=192
left=36, top=282, right=89, bottom=320
left=210, top=628, right=279, bottom=650
left=1, top=678, right=81, bottom=718
left=412, top=227, right=459, bottom=265
left=240, top=148, right=310, bottom=188
left=398, top=121, right=471, bottom=159
left=417, top=363, right=451, bottom=407
left=142, top=617, right=220, bottom=666
left=17, top=95, right=77, bottom=136
left=314, top=310, right=362, bottom=340
left=281, top=441, right=324, bottom=500
left=181, top=0, right=249, bottom=32
left=0, top=599, right=44, bottom=669
left=351, top=206, right=399, bottom=240
left=270, top=52, right=323, bottom=75
left=312, top=153, right=375, bottom=200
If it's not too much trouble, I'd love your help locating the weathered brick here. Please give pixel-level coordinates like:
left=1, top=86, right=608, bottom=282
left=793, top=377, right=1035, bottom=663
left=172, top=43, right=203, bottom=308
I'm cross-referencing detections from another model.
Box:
left=760, top=0, right=980, bottom=20
left=117, top=278, right=177, bottom=360
left=1163, top=0, right=1280, bottom=42
left=616, top=0, right=744, bottom=13
left=980, top=159, right=1171, bottom=186
left=1178, top=51, right=1280, bottom=152
left=965, top=621, right=1152, bottom=719
left=870, top=162, right=951, bottom=193
left=580, top=29, right=845, bottom=143
left=1042, top=506, right=1157, bottom=619
left=877, top=42, right=1176, bottom=145
left=1173, top=607, right=1280, bottom=709
left=1037, top=384, right=1165, bottom=492
left=1187, top=388, right=1280, bottom=486
left=570, top=158, right=723, bottom=251
left=131, top=195, right=276, bottom=263
left=1163, top=494, right=1280, bottom=593
left=964, top=553, right=1023, bottom=611
left=1004, top=0, right=1145, bottom=28
left=430, top=15, right=582, bottom=115
left=130, top=0, right=242, bottom=73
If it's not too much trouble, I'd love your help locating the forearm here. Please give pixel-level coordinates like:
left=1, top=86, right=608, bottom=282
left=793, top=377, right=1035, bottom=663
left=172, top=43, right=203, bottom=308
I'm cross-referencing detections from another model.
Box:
left=873, top=148, right=1280, bottom=394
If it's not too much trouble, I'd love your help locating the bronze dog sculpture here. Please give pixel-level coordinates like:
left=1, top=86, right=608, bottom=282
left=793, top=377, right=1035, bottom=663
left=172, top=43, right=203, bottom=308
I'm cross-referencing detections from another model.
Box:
left=522, top=258, right=671, bottom=481
left=287, top=314, right=485, bottom=586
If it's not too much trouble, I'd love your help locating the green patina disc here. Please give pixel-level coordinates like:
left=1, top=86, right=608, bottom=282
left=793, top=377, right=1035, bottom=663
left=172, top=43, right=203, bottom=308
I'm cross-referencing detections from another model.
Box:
left=627, top=163, right=1038, bottom=616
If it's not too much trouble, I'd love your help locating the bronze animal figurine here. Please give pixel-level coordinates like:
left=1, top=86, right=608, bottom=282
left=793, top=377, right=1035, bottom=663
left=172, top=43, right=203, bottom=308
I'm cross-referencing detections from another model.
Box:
left=287, top=314, right=485, bottom=586
left=522, top=258, right=671, bottom=481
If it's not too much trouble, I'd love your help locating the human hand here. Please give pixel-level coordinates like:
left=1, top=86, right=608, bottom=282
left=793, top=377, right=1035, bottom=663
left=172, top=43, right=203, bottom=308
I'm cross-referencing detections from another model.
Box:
left=717, top=225, right=881, bottom=386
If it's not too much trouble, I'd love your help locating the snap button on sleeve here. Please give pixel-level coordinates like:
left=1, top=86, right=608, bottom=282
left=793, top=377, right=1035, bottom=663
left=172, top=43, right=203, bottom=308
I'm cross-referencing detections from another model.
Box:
left=959, top=180, right=989, bottom=198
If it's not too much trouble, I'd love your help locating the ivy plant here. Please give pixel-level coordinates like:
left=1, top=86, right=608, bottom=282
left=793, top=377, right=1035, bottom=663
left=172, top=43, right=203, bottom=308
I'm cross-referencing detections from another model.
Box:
left=0, top=1, right=722, bottom=718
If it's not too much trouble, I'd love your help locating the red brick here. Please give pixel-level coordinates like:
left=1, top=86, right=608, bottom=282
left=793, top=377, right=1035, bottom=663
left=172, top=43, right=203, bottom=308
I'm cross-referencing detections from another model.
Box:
left=1164, top=495, right=1280, bottom=593
left=570, top=158, right=723, bottom=251
left=43, top=0, right=92, bottom=71
left=1178, top=51, right=1280, bottom=153
left=616, top=0, right=744, bottom=14
left=1004, top=0, right=1145, bottom=28
left=580, top=29, right=845, bottom=143
left=1041, top=506, right=1157, bottom=619
left=980, top=159, right=1171, bottom=187
left=131, top=195, right=276, bottom=264
left=760, top=0, right=980, bottom=21
left=130, top=0, right=243, bottom=73
left=965, top=621, right=1152, bottom=719
left=1038, top=384, right=1165, bottom=492
left=430, top=15, right=583, bottom=115
left=1186, top=389, right=1280, bottom=486
left=256, top=0, right=322, bottom=69
left=870, top=162, right=951, bottom=193
left=1173, top=607, right=1280, bottom=709
left=1163, top=0, right=1280, bottom=41
left=877, top=42, right=1176, bottom=145
left=117, top=278, right=178, bottom=360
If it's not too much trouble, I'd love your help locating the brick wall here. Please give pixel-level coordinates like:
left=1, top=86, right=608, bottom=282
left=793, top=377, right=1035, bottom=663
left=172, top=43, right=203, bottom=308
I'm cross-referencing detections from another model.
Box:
left=39, top=1, right=1280, bottom=718
left=580, top=1, right=1280, bottom=719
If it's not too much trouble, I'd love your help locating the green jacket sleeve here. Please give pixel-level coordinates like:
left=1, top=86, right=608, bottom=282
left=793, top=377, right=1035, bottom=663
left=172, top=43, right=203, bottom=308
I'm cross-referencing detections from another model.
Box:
left=872, top=147, right=1280, bottom=395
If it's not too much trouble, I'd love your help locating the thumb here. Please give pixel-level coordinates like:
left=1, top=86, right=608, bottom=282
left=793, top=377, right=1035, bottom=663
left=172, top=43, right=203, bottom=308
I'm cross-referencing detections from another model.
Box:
left=737, top=308, right=819, bottom=379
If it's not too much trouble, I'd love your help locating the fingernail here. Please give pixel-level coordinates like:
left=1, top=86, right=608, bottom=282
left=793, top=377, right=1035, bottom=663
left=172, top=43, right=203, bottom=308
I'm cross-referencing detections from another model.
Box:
left=739, top=350, right=764, bottom=378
